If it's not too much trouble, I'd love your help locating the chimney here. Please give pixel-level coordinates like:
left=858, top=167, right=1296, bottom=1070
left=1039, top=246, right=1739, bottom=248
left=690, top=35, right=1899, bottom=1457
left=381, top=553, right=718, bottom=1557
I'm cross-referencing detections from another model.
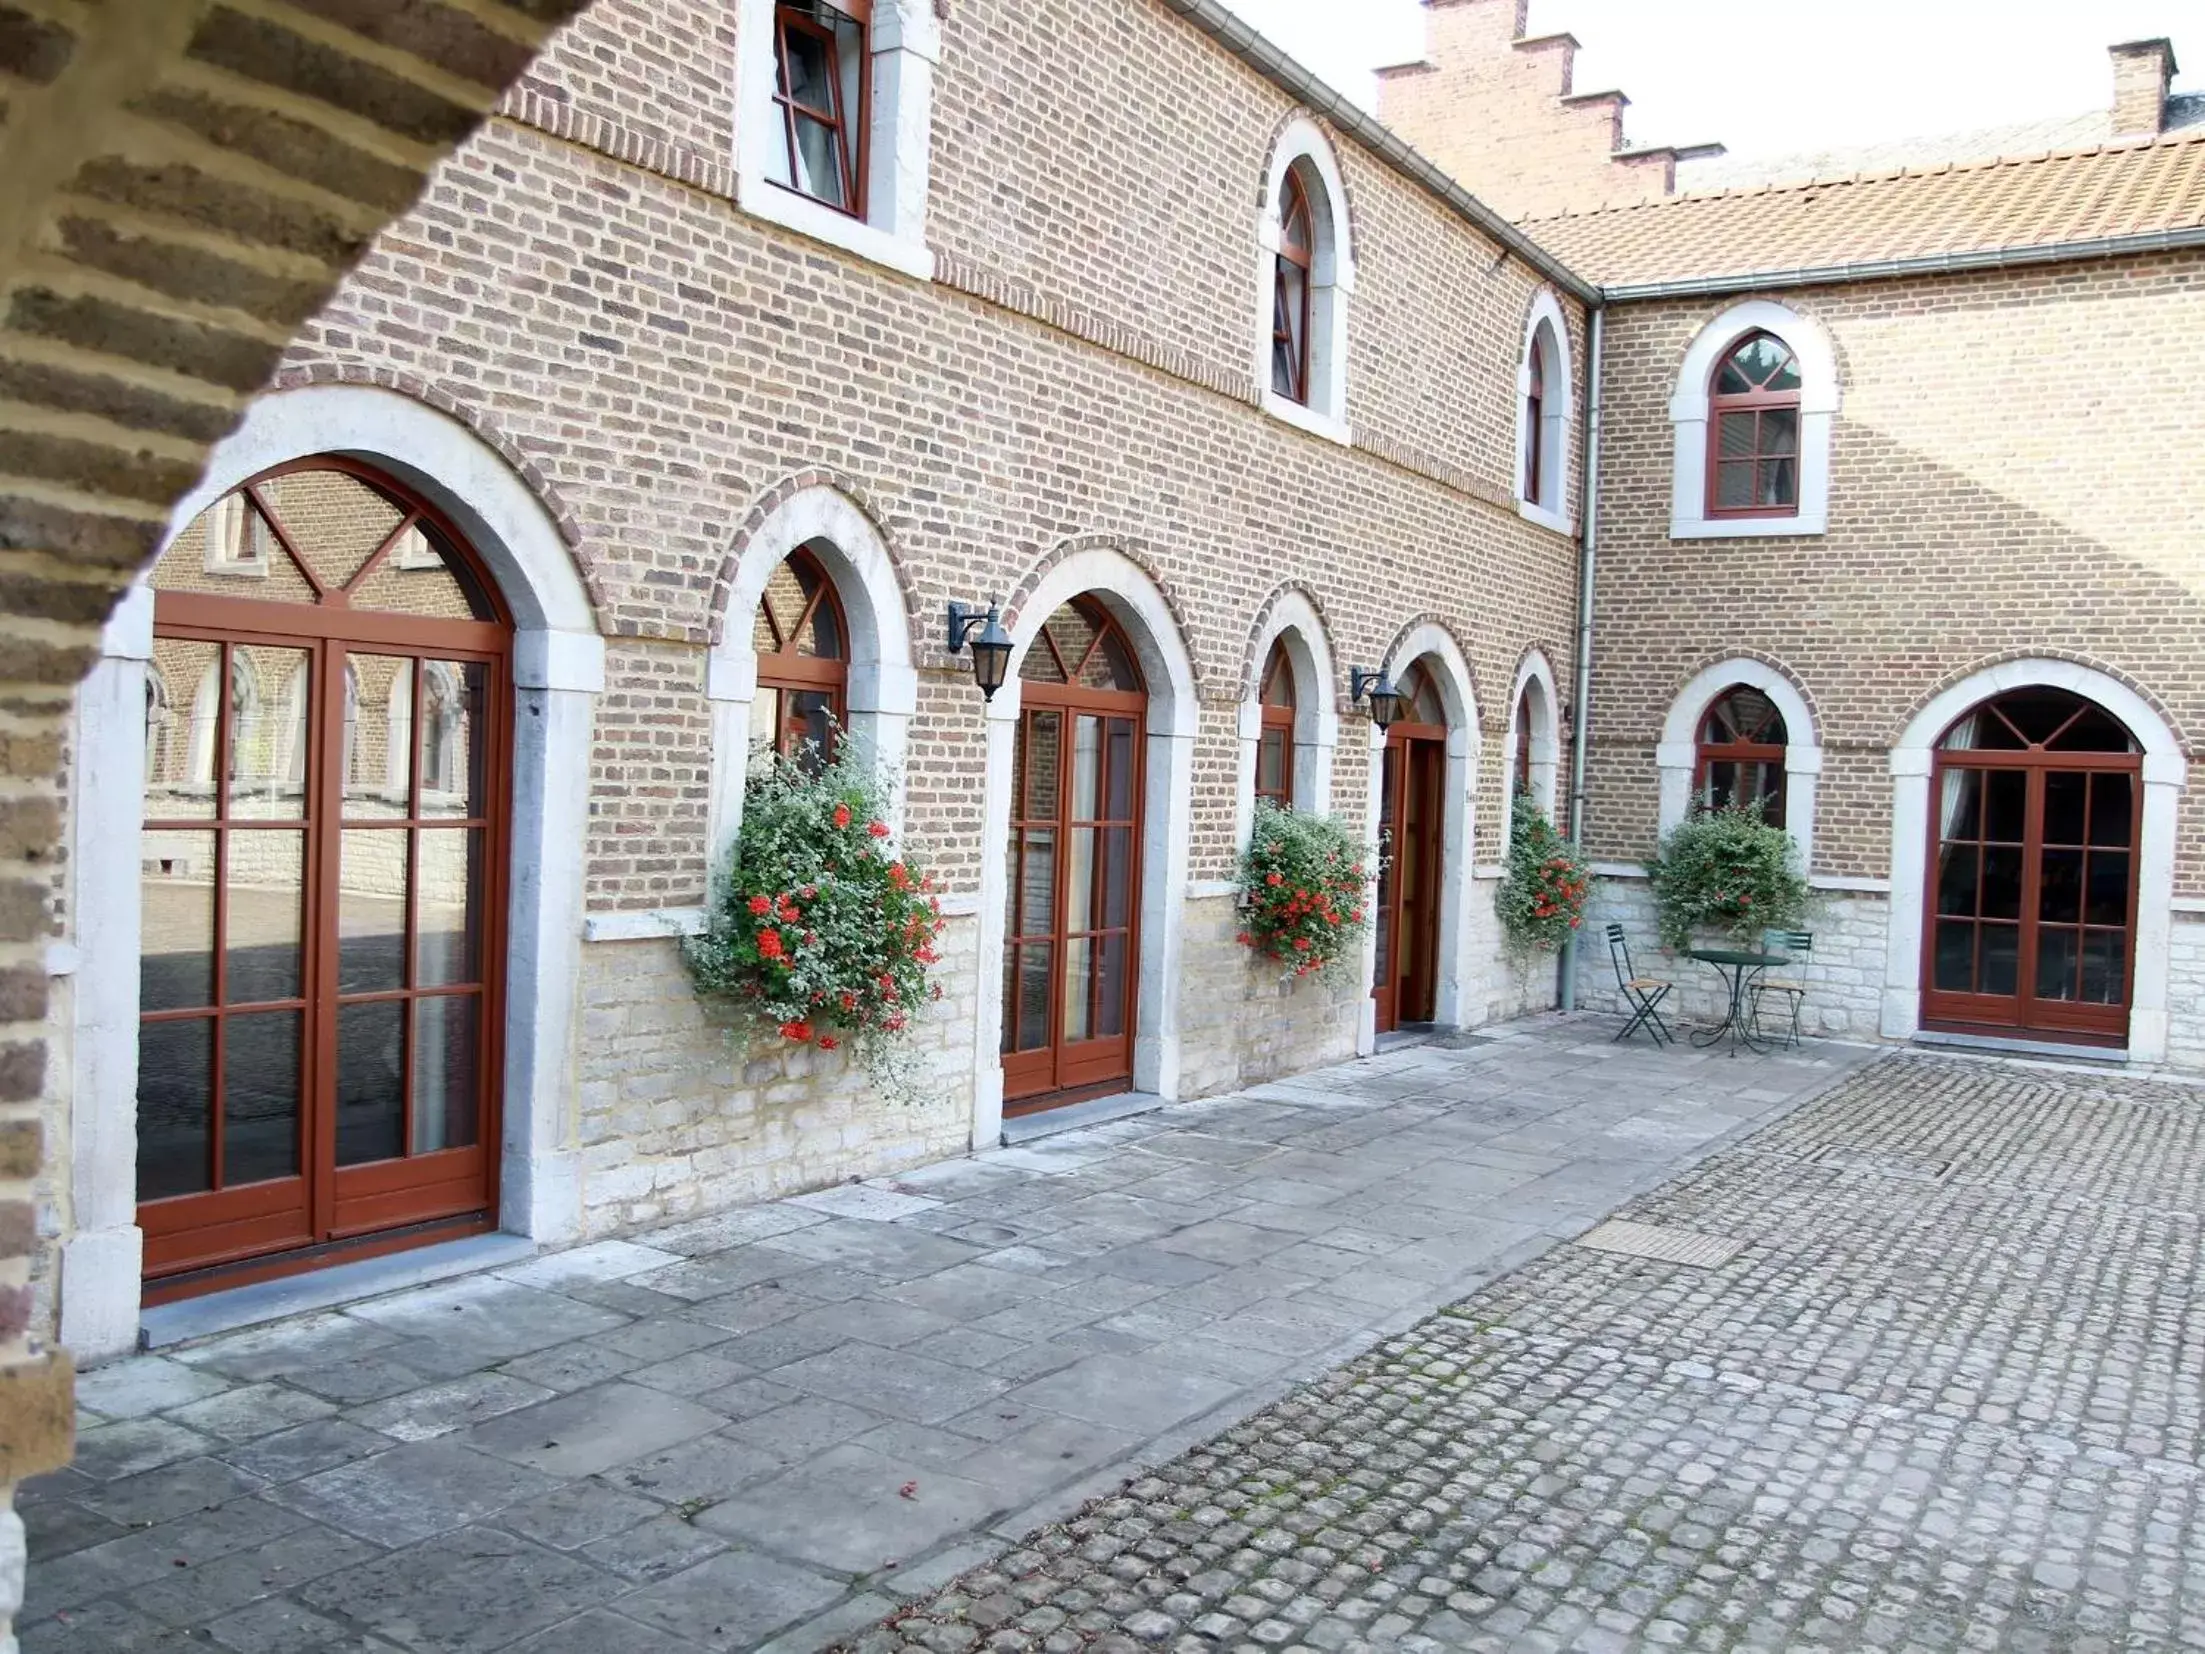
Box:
left=2109, top=38, right=2176, bottom=137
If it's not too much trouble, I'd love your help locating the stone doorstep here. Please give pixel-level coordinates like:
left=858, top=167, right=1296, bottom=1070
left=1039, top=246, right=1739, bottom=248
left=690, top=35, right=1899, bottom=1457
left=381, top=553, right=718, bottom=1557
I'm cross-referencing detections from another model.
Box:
left=137, top=1234, right=538, bottom=1354
left=999, top=1091, right=1166, bottom=1146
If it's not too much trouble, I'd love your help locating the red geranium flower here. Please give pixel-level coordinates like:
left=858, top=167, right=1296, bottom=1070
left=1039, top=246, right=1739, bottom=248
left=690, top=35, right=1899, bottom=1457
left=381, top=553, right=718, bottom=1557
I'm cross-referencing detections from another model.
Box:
left=867, top=821, right=890, bottom=838
left=778, top=1020, right=813, bottom=1043
left=817, top=1035, right=838, bottom=1051
left=1265, top=872, right=1284, bottom=887
left=832, top=803, right=851, bottom=829
left=747, top=894, right=772, bottom=916
left=756, top=929, right=784, bottom=960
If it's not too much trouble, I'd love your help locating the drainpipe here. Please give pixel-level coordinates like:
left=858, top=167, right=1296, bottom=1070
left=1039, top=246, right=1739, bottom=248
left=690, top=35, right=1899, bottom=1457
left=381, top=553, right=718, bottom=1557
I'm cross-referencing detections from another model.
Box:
left=1557, top=303, right=1604, bottom=1011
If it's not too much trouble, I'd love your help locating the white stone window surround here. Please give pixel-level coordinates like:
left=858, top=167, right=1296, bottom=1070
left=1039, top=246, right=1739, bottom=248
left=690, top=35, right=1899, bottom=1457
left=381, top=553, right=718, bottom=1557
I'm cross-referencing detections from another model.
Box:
left=1234, top=589, right=1340, bottom=848
left=60, top=385, right=603, bottom=1362
left=1499, top=647, right=1563, bottom=849
left=1355, top=621, right=1481, bottom=1055
left=735, top=0, right=938, bottom=283
left=1669, top=299, right=1838, bottom=540
left=1253, top=116, right=1355, bottom=446
left=1881, top=659, right=2186, bottom=1063
left=969, top=545, right=1199, bottom=1147
left=1515, top=290, right=1574, bottom=535
left=1657, top=657, right=1823, bottom=876
left=702, top=482, right=918, bottom=879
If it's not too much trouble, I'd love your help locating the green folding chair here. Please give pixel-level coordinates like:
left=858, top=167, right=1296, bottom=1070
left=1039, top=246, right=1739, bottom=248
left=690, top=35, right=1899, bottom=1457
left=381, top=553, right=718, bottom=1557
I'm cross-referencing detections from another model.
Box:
left=1748, top=928, right=1814, bottom=1049
left=1607, top=923, right=1674, bottom=1046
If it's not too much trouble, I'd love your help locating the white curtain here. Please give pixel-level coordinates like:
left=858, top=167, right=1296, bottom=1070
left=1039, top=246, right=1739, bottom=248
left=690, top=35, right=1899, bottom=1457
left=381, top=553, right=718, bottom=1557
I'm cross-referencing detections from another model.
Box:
left=1938, top=714, right=1979, bottom=839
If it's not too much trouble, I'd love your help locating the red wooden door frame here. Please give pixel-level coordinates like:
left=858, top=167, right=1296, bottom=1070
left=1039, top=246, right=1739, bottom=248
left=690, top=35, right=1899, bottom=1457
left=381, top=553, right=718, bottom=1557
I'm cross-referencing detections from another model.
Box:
left=1373, top=724, right=1445, bottom=1034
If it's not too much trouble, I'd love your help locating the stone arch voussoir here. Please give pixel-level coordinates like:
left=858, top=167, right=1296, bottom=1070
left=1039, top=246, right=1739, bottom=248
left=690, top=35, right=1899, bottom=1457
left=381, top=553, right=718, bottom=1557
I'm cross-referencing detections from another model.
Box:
left=1002, top=534, right=1207, bottom=694
left=709, top=469, right=920, bottom=651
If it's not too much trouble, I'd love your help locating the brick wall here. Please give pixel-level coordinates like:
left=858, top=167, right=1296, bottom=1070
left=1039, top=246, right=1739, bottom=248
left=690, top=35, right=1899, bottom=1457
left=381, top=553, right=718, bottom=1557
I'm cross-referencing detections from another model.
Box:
left=1375, top=0, right=1688, bottom=220
left=1583, top=256, right=2205, bottom=887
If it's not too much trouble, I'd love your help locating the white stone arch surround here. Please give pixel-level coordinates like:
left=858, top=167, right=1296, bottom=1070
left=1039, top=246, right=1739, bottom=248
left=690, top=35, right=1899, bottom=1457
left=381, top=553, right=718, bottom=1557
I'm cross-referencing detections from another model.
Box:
left=1515, top=289, right=1574, bottom=534
left=970, top=544, right=1198, bottom=1145
left=62, top=384, right=603, bottom=1359
left=1236, top=587, right=1340, bottom=845
left=704, top=484, right=919, bottom=871
left=1502, top=648, right=1563, bottom=843
left=1658, top=657, right=1823, bottom=873
left=1254, top=114, right=1356, bottom=446
left=1669, top=299, right=1839, bottom=539
left=1881, top=658, right=2187, bottom=1061
left=1356, top=621, right=1480, bottom=1051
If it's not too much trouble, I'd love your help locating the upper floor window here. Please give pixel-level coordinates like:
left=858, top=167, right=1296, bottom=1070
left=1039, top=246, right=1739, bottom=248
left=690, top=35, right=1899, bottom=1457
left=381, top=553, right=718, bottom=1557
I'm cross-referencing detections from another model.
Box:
left=750, top=545, right=849, bottom=769
left=1257, top=640, right=1297, bottom=808
left=1515, top=291, right=1572, bottom=533
left=770, top=0, right=868, bottom=216
left=1514, top=685, right=1536, bottom=798
left=1272, top=170, right=1315, bottom=406
left=736, top=0, right=935, bottom=280
left=1707, top=332, right=1802, bottom=518
left=1523, top=349, right=1545, bottom=503
left=1697, top=685, right=1787, bottom=825
left=1255, top=120, right=1353, bottom=444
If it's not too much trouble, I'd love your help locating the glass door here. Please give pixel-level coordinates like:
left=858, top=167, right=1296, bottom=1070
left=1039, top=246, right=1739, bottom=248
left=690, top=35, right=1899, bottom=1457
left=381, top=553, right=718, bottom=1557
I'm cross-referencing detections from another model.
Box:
left=1923, top=689, right=2139, bottom=1045
left=1373, top=664, right=1448, bottom=1034
left=1001, top=599, right=1145, bottom=1109
left=140, top=463, right=510, bottom=1294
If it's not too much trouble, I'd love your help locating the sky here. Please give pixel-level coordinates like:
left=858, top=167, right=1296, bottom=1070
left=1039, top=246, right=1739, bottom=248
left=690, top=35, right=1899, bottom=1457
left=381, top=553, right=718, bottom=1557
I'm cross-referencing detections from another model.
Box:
left=1217, top=0, right=2202, bottom=162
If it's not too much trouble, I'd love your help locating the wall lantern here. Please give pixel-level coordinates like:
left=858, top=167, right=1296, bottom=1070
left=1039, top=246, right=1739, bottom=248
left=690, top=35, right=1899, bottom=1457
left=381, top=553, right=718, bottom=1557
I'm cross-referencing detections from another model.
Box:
left=946, top=601, right=1014, bottom=699
left=1351, top=667, right=1403, bottom=730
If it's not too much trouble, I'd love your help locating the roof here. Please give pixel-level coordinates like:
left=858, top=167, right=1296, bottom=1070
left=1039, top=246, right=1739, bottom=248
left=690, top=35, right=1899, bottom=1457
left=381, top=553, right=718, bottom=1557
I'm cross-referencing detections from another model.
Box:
left=1522, top=128, right=2205, bottom=294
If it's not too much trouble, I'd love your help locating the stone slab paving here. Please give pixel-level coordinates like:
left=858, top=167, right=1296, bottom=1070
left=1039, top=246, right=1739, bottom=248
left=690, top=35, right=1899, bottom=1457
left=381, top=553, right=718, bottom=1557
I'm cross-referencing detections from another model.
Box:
left=847, top=1053, right=2205, bottom=1653
left=17, top=1017, right=1872, bottom=1652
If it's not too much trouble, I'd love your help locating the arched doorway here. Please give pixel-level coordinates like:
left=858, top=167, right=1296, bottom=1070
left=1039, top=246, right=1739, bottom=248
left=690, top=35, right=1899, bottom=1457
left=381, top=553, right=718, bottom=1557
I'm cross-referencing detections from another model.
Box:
left=1001, top=597, right=1146, bottom=1110
left=1374, top=660, right=1449, bottom=1033
left=140, top=460, right=512, bottom=1297
left=1922, top=686, right=2140, bottom=1045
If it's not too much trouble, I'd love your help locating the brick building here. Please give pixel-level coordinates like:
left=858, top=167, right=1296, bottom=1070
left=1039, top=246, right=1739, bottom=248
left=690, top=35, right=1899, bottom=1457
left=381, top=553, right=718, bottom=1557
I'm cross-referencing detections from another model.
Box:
left=24, top=0, right=2205, bottom=1389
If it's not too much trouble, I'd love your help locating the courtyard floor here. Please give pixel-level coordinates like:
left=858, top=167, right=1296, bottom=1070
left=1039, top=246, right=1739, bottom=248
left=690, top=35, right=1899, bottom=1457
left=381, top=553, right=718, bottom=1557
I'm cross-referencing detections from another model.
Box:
left=22, top=1017, right=1925, bottom=1652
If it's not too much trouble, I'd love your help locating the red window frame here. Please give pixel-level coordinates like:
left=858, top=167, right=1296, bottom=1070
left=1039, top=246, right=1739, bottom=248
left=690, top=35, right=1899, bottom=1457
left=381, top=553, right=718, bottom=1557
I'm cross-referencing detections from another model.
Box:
left=1705, top=330, right=1802, bottom=521
left=1272, top=168, right=1315, bottom=406
left=1694, top=684, right=1787, bottom=826
left=772, top=0, right=870, bottom=219
left=753, top=546, right=849, bottom=764
left=1513, top=686, right=1536, bottom=799
left=1524, top=345, right=1545, bottom=504
left=1256, top=640, right=1296, bottom=809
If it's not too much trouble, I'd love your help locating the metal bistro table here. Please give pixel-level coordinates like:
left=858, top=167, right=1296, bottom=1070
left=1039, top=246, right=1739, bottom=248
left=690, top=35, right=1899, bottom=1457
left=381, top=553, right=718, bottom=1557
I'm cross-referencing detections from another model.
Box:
left=1684, top=947, right=1791, bottom=1056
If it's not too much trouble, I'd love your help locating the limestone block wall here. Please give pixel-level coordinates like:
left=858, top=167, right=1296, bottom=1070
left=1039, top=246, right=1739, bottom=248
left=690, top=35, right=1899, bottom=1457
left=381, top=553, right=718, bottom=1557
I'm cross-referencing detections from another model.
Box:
left=1173, top=892, right=1362, bottom=1100
left=571, top=915, right=980, bottom=1235
left=2162, top=914, right=2205, bottom=1072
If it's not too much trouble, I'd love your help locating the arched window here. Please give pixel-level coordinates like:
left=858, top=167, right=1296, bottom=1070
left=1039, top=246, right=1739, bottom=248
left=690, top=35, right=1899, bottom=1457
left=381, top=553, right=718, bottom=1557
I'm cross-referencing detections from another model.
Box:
left=1272, top=168, right=1315, bottom=406
left=749, top=545, right=849, bottom=769
left=1707, top=331, right=1802, bottom=518
left=1256, top=639, right=1297, bottom=808
left=419, top=662, right=464, bottom=796
left=1523, top=345, right=1545, bottom=504
left=1514, top=684, right=1536, bottom=799
left=1696, top=684, right=1787, bottom=824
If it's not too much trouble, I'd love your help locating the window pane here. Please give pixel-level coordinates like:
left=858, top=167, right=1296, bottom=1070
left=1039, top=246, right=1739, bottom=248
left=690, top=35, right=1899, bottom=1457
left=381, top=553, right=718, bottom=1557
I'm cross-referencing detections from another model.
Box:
left=137, top=1017, right=213, bottom=1200
left=2050, top=704, right=2138, bottom=752
left=1095, top=934, right=1128, bottom=1040
left=1757, top=459, right=1797, bottom=506
left=1103, top=826, right=1133, bottom=929
left=1262, top=643, right=1296, bottom=709
left=1062, top=938, right=1092, bottom=1043
left=2085, top=851, right=2130, bottom=927
left=417, top=661, right=486, bottom=816
left=1934, top=844, right=1979, bottom=917
left=791, top=111, right=847, bottom=209
left=256, top=470, right=405, bottom=593
left=1932, top=920, right=1976, bottom=993
left=1980, top=924, right=2019, bottom=996
left=227, top=829, right=304, bottom=1005
left=1717, top=411, right=1757, bottom=458
left=1016, top=829, right=1055, bottom=936
left=748, top=686, right=783, bottom=753
left=1981, top=846, right=2023, bottom=920
left=1066, top=825, right=1095, bottom=935
left=2038, top=848, right=2083, bottom=924
left=349, top=655, right=413, bottom=816
left=2035, top=927, right=2079, bottom=1001
left=1016, top=945, right=1051, bottom=1052
left=1022, top=711, right=1061, bottom=819
left=1985, top=771, right=2027, bottom=842
left=1759, top=408, right=1799, bottom=456
left=1070, top=716, right=1101, bottom=820
left=2081, top=931, right=2126, bottom=1004
left=2088, top=776, right=2134, bottom=847
left=339, top=828, right=409, bottom=994
left=1715, top=461, right=1756, bottom=510
left=1083, top=631, right=1140, bottom=693
left=148, top=640, right=218, bottom=809
left=228, top=646, right=312, bottom=820
left=155, top=492, right=317, bottom=604
left=337, top=1000, right=405, bottom=1166
left=223, top=1010, right=300, bottom=1187
left=1938, top=769, right=1983, bottom=840
left=416, top=828, right=484, bottom=988
left=348, top=522, right=495, bottom=620
left=141, top=829, right=216, bottom=1012
left=2043, top=772, right=2087, bottom=845
left=1257, top=728, right=1287, bottom=797
left=786, top=689, right=836, bottom=770
left=413, top=994, right=480, bottom=1153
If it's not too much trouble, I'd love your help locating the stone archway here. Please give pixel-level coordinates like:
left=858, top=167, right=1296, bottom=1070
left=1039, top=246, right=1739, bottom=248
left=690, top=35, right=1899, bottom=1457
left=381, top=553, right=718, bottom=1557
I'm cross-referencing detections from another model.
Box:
left=0, top=0, right=595, bottom=1633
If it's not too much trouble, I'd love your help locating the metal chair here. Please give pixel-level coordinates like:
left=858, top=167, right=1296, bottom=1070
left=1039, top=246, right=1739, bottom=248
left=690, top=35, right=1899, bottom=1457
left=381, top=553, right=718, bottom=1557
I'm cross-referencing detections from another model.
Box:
left=1607, top=923, right=1674, bottom=1046
left=1748, top=928, right=1814, bottom=1049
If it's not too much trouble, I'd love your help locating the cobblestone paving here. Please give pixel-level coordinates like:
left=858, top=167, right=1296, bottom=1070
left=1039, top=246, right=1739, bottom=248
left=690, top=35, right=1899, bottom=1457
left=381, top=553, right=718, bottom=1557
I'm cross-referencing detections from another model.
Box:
left=18, top=1018, right=1867, bottom=1653
left=845, top=1056, right=2205, bottom=1653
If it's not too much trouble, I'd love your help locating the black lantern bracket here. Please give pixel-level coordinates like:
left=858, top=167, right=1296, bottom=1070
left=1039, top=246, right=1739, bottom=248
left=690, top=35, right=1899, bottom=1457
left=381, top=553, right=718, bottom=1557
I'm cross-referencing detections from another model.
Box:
left=946, top=600, right=1014, bottom=700
left=1351, top=666, right=1404, bottom=730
